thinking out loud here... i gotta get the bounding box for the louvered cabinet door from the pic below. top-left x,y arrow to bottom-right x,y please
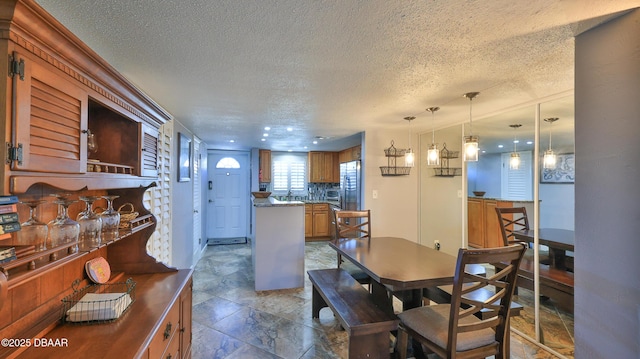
12,52 -> 88,173
141,123 -> 159,177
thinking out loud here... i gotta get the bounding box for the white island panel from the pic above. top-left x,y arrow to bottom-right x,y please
252,199 -> 305,291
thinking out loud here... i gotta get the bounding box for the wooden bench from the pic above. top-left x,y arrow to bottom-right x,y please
495,256 -> 574,312
308,268 -> 399,358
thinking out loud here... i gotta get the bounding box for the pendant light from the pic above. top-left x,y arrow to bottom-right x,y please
463,92 -> 480,162
426,107 -> 440,166
404,116 -> 415,167
543,117 -> 559,169
509,124 -> 522,170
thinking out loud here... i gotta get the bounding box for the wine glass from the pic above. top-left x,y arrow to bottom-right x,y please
17,200 -> 48,251
100,195 -> 120,241
48,198 -> 80,253
77,196 -> 102,251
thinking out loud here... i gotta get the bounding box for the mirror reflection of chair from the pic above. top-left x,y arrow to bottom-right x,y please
494,207 -> 550,265
397,244 -> 527,359
332,209 -> 371,286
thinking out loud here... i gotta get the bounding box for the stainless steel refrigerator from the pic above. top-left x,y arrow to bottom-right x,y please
339,161 -> 361,210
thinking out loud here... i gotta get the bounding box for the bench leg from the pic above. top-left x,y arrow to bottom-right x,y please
349,332 -> 389,359
311,285 -> 328,318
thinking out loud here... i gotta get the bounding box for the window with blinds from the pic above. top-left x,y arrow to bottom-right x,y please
272,152 -> 307,193
501,150 -> 533,200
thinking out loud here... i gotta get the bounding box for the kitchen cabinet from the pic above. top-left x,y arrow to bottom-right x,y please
338,145 -> 361,163
467,197 -> 514,248
308,151 -> 339,183
259,149 -> 271,183
305,203 -> 331,238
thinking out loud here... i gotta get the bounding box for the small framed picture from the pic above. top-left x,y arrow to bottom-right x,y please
178,132 -> 191,182
541,153 -> 575,183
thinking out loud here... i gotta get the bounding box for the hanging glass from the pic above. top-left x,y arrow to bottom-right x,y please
426,107 -> 440,166
77,196 -> 102,251
543,117 -> 559,169
48,198 -> 80,253
100,195 -> 120,241
17,200 -> 48,251
463,92 -> 480,162
509,124 -> 522,170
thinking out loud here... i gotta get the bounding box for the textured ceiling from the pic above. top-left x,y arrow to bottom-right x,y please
34,0 -> 639,151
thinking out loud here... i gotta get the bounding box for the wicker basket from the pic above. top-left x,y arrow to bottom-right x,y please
117,203 -> 139,229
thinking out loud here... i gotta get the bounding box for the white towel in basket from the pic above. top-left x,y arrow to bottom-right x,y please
66,292 -> 132,322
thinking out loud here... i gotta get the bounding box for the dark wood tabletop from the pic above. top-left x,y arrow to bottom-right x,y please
329,236 -> 461,292
512,228 -> 574,270
512,228 -> 574,251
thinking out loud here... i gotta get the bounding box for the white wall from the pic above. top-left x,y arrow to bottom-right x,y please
419,125 -> 464,255
574,9 -> 640,358
171,120 -> 195,269
363,128 -> 419,243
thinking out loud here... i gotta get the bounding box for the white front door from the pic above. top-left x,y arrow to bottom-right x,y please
206,151 -> 249,240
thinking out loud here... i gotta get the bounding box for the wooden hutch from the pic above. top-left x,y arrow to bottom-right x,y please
0,1 -> 192,358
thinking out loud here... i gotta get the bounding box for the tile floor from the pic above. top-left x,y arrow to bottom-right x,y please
191,241 -> 572,358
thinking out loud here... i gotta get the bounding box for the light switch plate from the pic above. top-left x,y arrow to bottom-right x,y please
372,190 -> 378,199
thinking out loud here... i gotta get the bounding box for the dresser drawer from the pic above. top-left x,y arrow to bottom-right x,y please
148,299 -> 180,359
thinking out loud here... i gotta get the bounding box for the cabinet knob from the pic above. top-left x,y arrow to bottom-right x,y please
163,322 -> 172,340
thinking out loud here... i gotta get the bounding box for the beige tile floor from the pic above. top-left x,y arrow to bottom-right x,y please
191,241 -> 570,358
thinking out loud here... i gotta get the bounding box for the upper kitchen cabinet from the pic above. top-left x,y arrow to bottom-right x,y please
338,145 -> 361,163
0,0 -> 172,194
259,149 -> 271,183
308,151 -> 339,183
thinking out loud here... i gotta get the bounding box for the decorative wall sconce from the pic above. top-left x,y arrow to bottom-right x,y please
463,92 -> 480,162
509,124 -> 522,170
543,117 -> 559,169
426,107 -> 440,166
404,116 -> 415,167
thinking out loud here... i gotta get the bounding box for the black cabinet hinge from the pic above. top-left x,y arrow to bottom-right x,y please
8,54 -> 24,81
6,143 -> 23,165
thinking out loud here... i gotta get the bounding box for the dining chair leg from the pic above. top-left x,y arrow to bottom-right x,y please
396,328 -> 408,359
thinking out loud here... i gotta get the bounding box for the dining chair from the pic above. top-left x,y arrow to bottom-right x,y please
494,207 -> 550,265
396,244 -> 527,359
332,208 -> 372,286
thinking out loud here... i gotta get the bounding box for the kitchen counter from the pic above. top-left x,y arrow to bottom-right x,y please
251,197 -> 305,291
304,200 -> 340,207
252,197 -> 304,207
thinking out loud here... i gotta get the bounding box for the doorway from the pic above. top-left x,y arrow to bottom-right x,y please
206,151 -> 250,244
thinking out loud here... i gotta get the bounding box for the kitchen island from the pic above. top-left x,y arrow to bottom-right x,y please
252,197 -> 305,291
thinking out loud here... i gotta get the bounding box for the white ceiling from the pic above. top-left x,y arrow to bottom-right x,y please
34,0 -> 639,152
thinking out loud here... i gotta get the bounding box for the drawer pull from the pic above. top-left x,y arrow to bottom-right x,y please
166,355 -> 172,359
163,322 -> 172,340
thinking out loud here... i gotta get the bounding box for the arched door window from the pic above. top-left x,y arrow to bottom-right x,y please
215,157 -> 241,169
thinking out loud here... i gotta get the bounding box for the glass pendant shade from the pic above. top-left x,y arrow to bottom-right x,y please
405,149 -> 415,167
510,152 -> 521,169
543,149 -> 557,169
463,135 -> 479,162
463,92 -> 480,162
427,144 -> 440,166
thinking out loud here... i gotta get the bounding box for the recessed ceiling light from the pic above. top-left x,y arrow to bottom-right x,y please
288,149 -> 292,152
313,140 -> 318,145
513,140 -> 520,144
527,141 -> 533,145
287,127 -> 293,131
263,133 -> 268,137
229,140 -> 235,143
304,146 -> 308,149
498,144 -> 504,148
264,127 -> 271,131
261,138 -> 266,142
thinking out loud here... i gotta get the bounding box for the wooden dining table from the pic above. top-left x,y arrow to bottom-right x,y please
329,236 -> 487,358
512,228 -> 574,270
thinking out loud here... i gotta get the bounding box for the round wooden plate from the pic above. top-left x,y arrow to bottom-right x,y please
85,257 -> 111,284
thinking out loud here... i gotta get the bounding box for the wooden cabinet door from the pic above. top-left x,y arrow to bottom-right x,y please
180,280 -> 193,359
326,152 -> 339,183
312,209 -> 330,237
308,152 -> 324,182
141,123 -> 159,177
259,149 -> 271,182
304,205 -> 313,237
467,198 -> 484,248
11,51 -> 88,173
